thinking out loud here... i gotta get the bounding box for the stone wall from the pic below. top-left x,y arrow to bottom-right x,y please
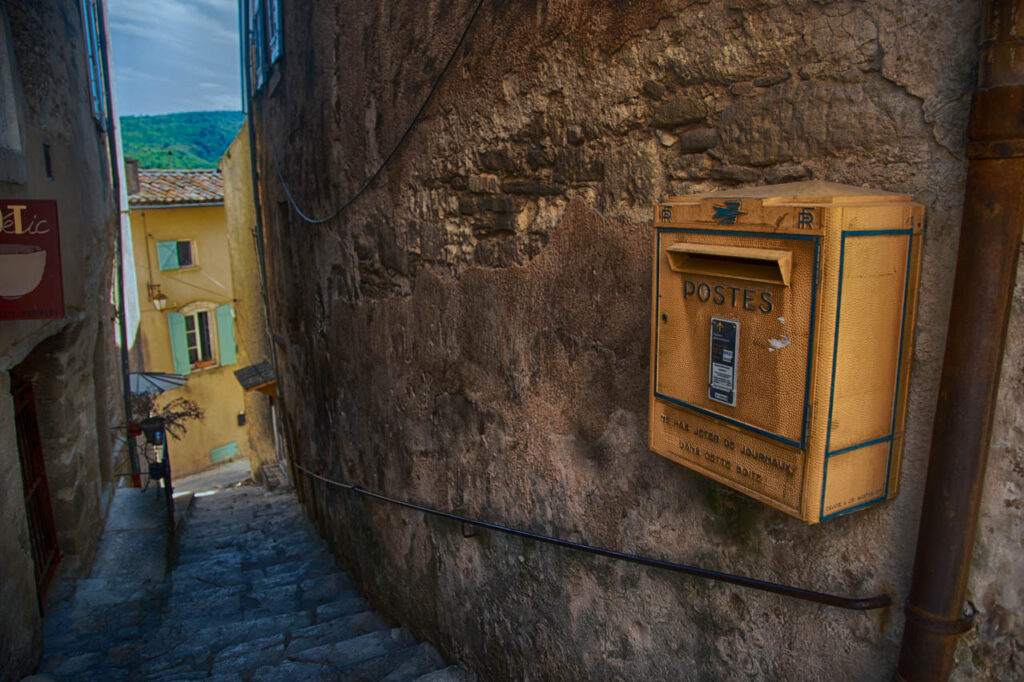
0,1 -> 123,678
0,372 -> 43,680
253,1 -> 1021,679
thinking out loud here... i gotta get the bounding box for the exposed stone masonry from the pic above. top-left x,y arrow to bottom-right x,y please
253,1 -> 1022,679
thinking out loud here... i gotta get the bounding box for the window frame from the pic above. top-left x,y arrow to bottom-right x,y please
156,239 -> 198,271
168,302 -> 236,375
249,0 -> 282,93
80,0 -> 107,127
183,309 -> 216,369
0,3 -> 27,183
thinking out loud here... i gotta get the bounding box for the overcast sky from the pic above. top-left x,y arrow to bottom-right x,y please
108,0 -> 241,116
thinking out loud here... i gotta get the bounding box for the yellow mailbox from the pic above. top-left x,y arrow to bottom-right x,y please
649,182 -> 922,523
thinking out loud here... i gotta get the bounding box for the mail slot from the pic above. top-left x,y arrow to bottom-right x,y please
649,181 -> 922,523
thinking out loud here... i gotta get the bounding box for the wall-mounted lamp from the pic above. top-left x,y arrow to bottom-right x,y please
148,283 -> 168,311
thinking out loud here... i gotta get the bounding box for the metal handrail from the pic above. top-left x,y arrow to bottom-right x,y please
293,462 -> 891,611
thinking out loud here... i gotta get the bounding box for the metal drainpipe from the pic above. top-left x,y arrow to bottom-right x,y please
897,0 -> 1024,679
96,0 -> 140,485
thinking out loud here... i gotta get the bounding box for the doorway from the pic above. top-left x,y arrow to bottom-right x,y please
12,374 -> 61,610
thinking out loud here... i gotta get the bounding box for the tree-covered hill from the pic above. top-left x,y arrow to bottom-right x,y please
120,111 -> 246,169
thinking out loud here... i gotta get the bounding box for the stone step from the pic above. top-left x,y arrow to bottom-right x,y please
140,609 -> 389,677
207,610 -> 392,676
314,595 -> 373,622
162,570 -> 353,612
176,538 -> 330,567
249,627 -> 419,681
40,486 -> 474,682
153,609 -> 313,651
183,513 -> 308,536
415,665 -> 478,682
341,641 -> 448,682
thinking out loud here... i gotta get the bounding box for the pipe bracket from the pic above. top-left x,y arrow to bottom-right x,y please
904,602 -> 976,636
966,140 -> 1024,159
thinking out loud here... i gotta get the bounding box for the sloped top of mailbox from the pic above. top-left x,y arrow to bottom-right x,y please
667,181 -> 912,206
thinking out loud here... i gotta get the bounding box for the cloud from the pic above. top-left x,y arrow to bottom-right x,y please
108,0 -> 240,115
201,93 -> 241,111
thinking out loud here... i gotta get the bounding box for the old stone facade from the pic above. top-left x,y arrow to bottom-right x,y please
0,1 -> 124,678
221,123 -> 286,485
249,1 -> 1021,679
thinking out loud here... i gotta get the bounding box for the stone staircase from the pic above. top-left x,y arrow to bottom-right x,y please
35,485 -> 473,681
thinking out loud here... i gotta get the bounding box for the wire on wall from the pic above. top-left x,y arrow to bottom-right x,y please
270,0 -> 486,225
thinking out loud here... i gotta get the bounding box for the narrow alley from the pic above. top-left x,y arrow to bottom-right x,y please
35,481 -> 474,681
5,1 -> 1024,680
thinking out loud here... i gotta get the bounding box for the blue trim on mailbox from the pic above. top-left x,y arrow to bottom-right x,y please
883,233 -> 915,499
820,229 -> 914,521
654,391 -> 803,448
802,241 -> 821,446
826,434 -> 893,458
823,493 -> 889,521
654,227 -> 818,449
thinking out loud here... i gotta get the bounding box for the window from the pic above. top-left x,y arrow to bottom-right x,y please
80,0 -> 107,125
167,303 -> 236,375
249,0 -> 282,91
252,0 -> 265,89
184,310 -> 214,367
1,4 -> 26,182
157,240 -> 195,270
267,0 -> 282,63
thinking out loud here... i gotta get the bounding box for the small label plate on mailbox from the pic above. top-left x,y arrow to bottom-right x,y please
709,317 -> 738,406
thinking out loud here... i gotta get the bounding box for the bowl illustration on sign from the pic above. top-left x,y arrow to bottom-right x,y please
0,244 -> 47,299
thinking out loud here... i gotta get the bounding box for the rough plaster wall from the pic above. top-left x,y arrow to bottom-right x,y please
15,319 -> 105,559
0,5 -> 122,675
0,374 -> 43,681
2,0 -> 115,321
1,0 -> 119,559
255,1 -> 1021,679
222,124 -> 278,474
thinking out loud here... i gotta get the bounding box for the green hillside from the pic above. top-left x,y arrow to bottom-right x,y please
120,111 -> 246,169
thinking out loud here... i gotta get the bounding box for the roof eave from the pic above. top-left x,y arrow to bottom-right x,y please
128,201 -> 225,209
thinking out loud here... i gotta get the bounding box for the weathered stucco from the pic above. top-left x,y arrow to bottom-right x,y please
1,1 -> 124,678
129,204 -> 247,477
0,371 -> 43,679
221,123 -> 281,480
253,1 -> 1020,679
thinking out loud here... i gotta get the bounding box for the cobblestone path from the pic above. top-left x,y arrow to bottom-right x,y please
37,485 -> 473,681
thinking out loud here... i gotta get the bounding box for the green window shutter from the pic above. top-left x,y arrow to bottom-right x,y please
167,312 -> 191,375
216,303 -> 237,366
210,441 -> 238,463
157,241 -> 180,270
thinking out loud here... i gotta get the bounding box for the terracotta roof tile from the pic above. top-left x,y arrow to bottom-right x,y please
129,169 -> 224,206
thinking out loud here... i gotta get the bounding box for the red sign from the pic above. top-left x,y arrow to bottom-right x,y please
0,200 -> 64,320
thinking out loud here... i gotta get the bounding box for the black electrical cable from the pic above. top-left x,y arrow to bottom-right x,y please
293,462 -> 892,611
272,0 -> 486,224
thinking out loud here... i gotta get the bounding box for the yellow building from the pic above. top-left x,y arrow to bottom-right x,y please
220,123 -> 289,487
126,165 -> 247,477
